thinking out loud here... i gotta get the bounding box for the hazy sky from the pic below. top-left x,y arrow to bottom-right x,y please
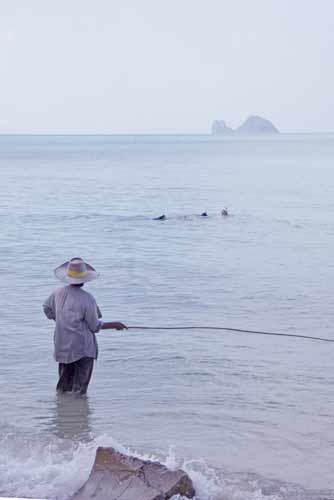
0,0 -> 333,134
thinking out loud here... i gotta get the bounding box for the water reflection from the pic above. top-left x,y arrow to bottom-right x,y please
47,393 -> 93,441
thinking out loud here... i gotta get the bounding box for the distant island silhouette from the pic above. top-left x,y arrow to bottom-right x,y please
212,115 -> 279,135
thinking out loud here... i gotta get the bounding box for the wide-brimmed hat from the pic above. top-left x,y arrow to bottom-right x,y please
54,257 -> 99,284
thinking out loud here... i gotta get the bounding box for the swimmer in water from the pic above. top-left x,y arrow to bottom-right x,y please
153,214 -> 166,221
200,212 -> 208,217
221,208 -> 228,216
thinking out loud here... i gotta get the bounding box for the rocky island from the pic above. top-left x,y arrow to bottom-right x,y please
211,120 -> 233,135
211,115 -> 279,135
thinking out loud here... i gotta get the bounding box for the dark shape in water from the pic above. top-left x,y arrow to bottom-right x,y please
221,208 -> 228,216
200,212 -> 208,217
50,393 -> 93,442
153,214 -> 166,220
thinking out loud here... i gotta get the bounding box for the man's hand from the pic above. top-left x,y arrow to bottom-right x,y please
113,321 -> 128,330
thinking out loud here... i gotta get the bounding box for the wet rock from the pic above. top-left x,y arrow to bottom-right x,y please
71,446 -> 195,500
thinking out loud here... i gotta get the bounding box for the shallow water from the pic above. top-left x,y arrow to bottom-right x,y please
0,134 -> 334,499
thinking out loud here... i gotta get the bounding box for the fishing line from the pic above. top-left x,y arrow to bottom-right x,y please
127,326 -> 333,343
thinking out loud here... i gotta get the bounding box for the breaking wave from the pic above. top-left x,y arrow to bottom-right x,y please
0,424 -> 333,500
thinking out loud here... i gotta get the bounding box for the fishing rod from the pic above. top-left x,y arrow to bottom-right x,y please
125,325 -> 333,343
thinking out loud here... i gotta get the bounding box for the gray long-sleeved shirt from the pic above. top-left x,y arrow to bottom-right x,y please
43,285 -> 102,364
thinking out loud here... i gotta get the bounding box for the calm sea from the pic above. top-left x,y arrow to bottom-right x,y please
0,134 -> 334,499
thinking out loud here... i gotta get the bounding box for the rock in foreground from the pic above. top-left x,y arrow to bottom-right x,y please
71,447 -> 195,500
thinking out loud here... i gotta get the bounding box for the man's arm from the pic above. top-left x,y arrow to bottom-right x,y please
43,293 -> 56,320
84,299 -> 103,333
100,321 -> 127,330
97,305 -> 102,319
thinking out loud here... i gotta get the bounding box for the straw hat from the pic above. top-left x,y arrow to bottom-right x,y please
54,257 -> 99,284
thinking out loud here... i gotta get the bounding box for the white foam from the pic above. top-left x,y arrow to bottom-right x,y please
0,425 -> 95,499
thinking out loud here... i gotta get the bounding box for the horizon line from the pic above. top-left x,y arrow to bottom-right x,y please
0,131 -> 333,137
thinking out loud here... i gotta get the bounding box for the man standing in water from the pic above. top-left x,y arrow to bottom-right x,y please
43,257 -> 127,395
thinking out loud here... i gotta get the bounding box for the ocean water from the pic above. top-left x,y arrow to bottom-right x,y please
0,134 -> 334,499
